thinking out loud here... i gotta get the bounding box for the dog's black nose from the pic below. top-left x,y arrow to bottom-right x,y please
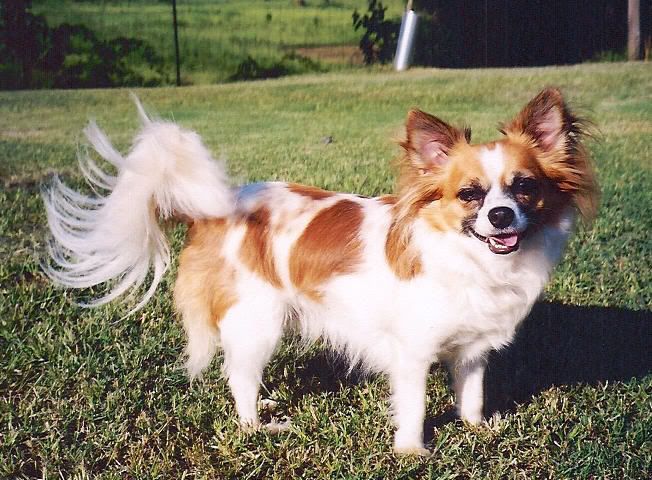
488,207 -> 515,229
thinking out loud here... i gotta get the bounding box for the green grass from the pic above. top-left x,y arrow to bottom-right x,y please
32,0 -> 406,84
1,63 -> 651,478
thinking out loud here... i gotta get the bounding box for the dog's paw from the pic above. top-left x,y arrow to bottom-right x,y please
393,445 -> 432,457
459,411 -> 484,426
264,418 -> 291,434
239,419 -> 262,434
258,398 -> 279,413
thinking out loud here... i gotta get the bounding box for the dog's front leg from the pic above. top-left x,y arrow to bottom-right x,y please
389,360 -> 430,455
451,356 -> 487,425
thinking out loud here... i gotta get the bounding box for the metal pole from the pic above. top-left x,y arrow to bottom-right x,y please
172,0 -> 181,86
394,1 -> 418,71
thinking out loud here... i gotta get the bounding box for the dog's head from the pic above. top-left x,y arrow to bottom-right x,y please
396,88 -> 598,254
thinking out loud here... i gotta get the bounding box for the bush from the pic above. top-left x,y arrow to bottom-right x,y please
228,53 -> 322,82
352,0 -> 399,65
352,0 -> 454,67
0,0 -> 167,89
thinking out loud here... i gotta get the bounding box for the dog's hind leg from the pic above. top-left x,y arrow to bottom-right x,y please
219,287 -> 285,428
174,277 -> 220,379
180,296 -> 221,380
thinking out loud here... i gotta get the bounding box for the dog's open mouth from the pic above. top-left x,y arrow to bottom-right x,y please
472,230 -> 520,254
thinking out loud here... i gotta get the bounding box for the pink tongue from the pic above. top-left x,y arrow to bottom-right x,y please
492,234 -> 519,247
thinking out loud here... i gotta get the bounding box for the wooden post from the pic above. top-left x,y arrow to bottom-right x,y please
628,0 -> 641,60
172,0 -> 181,86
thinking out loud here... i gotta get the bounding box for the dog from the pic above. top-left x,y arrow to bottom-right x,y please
43,88 -> 597,454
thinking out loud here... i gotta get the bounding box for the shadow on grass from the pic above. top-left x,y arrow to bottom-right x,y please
481,301 -> 652,417
423,301 -> 652,444
270,348 -> 366,401
281,301 -> 651,435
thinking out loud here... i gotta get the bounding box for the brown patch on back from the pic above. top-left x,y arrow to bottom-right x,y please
288,183 -> 335,201
175,219 -> 237,327
239,207 -> 282,288
290,199 -> 364,301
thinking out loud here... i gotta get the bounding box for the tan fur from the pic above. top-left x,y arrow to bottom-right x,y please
385,111 -> 471,279
383,90 -> 597,279
175,219 -> 237,327
376,194 -> 398,206
418,143 -> 486,232
239,207 -> 282,288
498,138 -> 544,186
289,199 -> 364,301
385,216 -> 423,280
502,88 -> 599,222
288,183 -> 335,201
497,135 -> 566,226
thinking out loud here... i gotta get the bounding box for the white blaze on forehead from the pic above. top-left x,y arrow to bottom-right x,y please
474,143 -> 528,235
479,144 -> 505,186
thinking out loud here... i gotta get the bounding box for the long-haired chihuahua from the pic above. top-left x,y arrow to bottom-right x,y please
43,88 -> 597,454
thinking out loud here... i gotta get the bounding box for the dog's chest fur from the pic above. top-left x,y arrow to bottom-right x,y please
214,182 -> 573,370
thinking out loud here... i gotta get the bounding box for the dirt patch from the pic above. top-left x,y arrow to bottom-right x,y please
2,170 -> 59,191
1,129 -> 43,140
294,45 -> 363,65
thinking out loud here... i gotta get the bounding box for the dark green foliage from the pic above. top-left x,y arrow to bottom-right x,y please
409,1 -> 455,66
30,0 -> 378,85
0,0 -> 167,89
352,0 -> 399,64
0,0 -> 49,88
228,52 -> 322,81
351,0 -> 453,67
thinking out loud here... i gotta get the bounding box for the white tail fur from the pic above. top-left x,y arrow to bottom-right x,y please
42,97 -> 234,312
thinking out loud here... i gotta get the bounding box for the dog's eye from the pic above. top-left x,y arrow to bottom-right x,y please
512,177 -> 538,196
457,187 -> 484,203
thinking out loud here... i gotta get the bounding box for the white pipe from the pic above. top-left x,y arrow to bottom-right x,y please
394,9 -> 418,71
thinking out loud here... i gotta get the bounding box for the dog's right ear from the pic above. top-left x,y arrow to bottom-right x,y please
402,109 -> 470,174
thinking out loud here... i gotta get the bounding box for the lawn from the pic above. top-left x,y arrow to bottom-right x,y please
31,0 -> 406,84
1,62 -> 651,478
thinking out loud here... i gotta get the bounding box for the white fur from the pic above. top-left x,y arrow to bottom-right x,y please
479,144 -> 505,184
185,189 -> 573,452
476,144 -> 527,235
42,98 -> 234,311
44,108 -> 577,453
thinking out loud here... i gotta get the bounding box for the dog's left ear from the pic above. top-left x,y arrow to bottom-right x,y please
503,87 -> 574,152
505,87 -> 599,222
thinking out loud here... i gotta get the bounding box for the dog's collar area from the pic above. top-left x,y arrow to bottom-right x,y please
471,229 -> 522,255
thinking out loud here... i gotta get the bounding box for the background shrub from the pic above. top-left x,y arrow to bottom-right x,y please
0,0 -> 167,89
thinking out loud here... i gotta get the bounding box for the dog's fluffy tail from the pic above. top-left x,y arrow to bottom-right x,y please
42,97 -> 234,313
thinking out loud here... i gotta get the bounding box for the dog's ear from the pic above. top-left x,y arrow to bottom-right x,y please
503,87 -> 573,152
402,109 -> 470,173
505,88 -> 599,222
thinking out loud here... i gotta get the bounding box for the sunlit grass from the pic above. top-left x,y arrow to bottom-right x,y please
1,62 -> 650,478
32,0 -> 407,84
